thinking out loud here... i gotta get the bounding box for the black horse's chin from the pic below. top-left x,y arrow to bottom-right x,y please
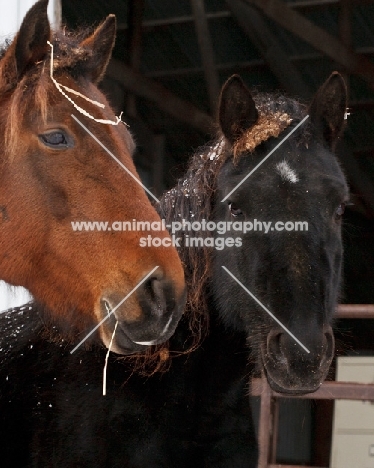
264,369 -> 323,396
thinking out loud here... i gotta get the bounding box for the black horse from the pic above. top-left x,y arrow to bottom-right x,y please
0,74 -> 348,467
160,71 -> 348,394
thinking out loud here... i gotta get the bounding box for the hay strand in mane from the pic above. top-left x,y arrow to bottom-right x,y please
233,111 -> 292,158
47,41 -> 124,126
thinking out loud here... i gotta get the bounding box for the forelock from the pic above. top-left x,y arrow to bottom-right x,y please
232,93 -> 306,160
0,27 -> 95,159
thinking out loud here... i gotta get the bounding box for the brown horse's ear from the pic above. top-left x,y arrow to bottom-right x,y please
218,75 -> 258,144
79,15 -> 116,84
309,72 -> 347,151
0,0 -> 50,91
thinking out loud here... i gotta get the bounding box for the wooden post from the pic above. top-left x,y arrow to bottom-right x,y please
152,134 -> 166,196
126,0 -> 145,117
226,0 -> 311,98
339,0 -> 352,97
257,374 -> 276,468
190,0 -> 220,113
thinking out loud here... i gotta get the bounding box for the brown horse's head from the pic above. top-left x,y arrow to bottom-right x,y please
0,0 -> 185,354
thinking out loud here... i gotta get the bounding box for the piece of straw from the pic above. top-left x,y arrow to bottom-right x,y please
47,41 -> 124,126
102,321 -> 118,396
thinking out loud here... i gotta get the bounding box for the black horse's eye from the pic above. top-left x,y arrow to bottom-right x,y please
229,202 -> 243,217
39,130 -> 71,149
335,202 -> 346,219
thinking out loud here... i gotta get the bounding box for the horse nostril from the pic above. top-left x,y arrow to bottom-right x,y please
144,277 -> 158,305
267,332 -> 285,363
142,275 -> 175,318
103,299 -> 112,316
323,328 -> 335,360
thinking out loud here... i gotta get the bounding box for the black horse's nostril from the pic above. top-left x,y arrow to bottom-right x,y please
267,324 -> 335,370
267,331 -> 283,361
323,327 -> 335,361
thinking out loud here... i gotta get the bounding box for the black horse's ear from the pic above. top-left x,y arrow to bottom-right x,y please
309,72 -> 347,150
218,75 -> 258,144
0,0 -> 50,90
79,15 -> 116,84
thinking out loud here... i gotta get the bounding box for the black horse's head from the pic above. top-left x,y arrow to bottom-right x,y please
211,73 -> 348,394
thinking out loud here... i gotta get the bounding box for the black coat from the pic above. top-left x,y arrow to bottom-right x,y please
0,304 -> 257,468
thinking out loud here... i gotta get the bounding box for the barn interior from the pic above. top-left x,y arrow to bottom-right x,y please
60,1 -> 374,466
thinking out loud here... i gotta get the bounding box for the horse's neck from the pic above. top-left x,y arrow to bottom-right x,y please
0,303 -> 44,362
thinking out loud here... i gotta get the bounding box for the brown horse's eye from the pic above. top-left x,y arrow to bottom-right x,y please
229,202 -> 243,217
39,130 -> 71,149
335,202 -> 346,219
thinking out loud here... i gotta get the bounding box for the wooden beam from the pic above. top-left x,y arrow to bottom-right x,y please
354,146 -> 374,155
339,0 -> 352,96
252,379 -> 374,400
145,47 -> 374,79
335,303 -> 374,318
226,0 -> 312,98
116,1 -> 373,30
117,11 -> 231,31
126,0 -> 145,117
244,0 -> 374,87
337,139 -> 374,215
190,0 -> 220,113
152,134 -> 166,196
146,59 -> 265,79
291,0 -> 372,7
106,59 -> 214,134
350,99 -> 374,110
268,465 -> 326,468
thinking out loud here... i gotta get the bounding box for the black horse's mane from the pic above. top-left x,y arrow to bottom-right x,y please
158,92 -> 309,347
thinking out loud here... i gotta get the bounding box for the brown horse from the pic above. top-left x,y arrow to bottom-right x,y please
0,0 -> 185,354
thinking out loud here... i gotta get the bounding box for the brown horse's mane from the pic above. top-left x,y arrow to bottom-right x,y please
0,27 -> 97,159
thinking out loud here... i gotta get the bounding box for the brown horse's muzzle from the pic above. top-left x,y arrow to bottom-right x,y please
100,275 -> 186,355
